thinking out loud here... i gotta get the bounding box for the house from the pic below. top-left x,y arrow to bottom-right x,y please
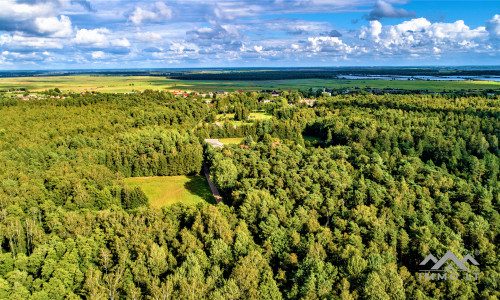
174,91 -> 188,97
204,139 -> 224,148
301,98 -> 316,106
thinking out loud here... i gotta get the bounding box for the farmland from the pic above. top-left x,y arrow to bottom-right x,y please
0,75 -> 499,93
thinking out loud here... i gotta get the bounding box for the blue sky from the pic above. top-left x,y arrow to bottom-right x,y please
0,0 -> 499,69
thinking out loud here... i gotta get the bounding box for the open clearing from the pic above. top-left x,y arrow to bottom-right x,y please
218,137 -> 246,144
124,175 -> 215,207
1,75 -> 499,93
216,112 -> 273,127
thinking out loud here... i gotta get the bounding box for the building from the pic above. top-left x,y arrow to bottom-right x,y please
204,139 -> 224,148
301,98 -> 317,106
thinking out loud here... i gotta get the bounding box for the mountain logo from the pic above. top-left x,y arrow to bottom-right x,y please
419,250 -> 479,271
418,250 -> 480,281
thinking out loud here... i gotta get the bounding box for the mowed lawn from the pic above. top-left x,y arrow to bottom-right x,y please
124,175 -> 216,207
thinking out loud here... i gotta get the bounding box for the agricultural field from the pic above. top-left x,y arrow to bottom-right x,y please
1,75 -> 499,93
124,175 -> 216,207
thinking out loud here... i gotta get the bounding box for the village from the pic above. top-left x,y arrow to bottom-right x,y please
9,84 -> 498,103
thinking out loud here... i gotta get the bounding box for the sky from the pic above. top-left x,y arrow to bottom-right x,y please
0,0 -> 499,69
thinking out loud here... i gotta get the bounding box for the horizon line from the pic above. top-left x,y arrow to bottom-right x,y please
1,65 -> 500,72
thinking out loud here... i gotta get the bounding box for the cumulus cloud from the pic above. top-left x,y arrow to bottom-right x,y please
74,28 -> 110,47
359,17 -> 488,55
129,2 -> 172,25
367,0 -> 415,20
0,0 -> 55,22
33,15 -> 73,37
0,0 -> 75,37
486,14 -> 500,39
73,28 -> 131,53
304,36 -> 353,54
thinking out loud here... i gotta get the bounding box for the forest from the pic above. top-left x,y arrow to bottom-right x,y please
0,89 -> 498,299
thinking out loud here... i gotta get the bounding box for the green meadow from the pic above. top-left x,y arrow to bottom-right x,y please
216,112 -> 273,127
124,175 -> 215,207
0,75 -> 499,93
218,137 -> 246,145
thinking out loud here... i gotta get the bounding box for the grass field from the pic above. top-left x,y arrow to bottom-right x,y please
124,175 -> 215,207
0,75 -> 499,93
216,112 -> 273,127
218,137 -> 245,144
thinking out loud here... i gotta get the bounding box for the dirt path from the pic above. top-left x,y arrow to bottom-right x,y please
203,164 -> 223,204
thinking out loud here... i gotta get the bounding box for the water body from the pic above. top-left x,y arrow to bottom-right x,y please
338,75 -> 500,82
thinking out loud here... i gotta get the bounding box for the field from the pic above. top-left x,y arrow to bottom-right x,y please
216,112 -> 273,127
218,137 -> 246,144
124,175 -> 216,207
0,75 -> 499,93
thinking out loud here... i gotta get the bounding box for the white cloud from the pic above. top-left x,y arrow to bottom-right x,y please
33,15 -> 73,38
486,14 -> 500,39
359,18 -> 488,54
254,45 -> 263,52
305,36 -> 353,54
129,2 -> 173,26
2,34 -> 64,49
111,38 -> 131,47
91,51 -> 106,59
135,32 -> 162,42
74,28 -> 110,47
73,28 -> 131,51
360,20 -> 382,41
0,0 -> 54,21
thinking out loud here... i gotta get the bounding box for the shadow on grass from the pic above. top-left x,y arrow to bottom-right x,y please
184,176 -> 217,205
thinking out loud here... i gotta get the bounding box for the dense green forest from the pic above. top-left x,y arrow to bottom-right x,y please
0,89 -> 498,299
